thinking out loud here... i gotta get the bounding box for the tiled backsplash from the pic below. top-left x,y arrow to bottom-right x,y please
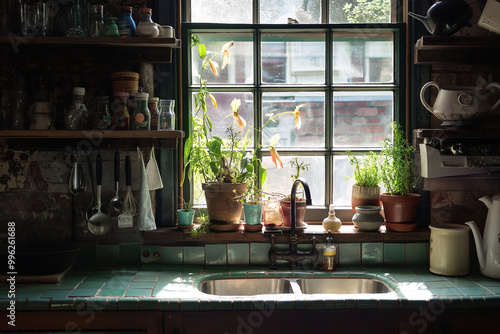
77,242 -> 429,267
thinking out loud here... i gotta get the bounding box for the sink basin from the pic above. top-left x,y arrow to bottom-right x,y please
199,277 -> 393,296
297,278 -> 392,294
200,278 -> 294,295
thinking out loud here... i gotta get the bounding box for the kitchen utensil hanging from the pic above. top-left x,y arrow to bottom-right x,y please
118,152 -> 137,228
110,149 -> 123,213
88,152 -> 112,235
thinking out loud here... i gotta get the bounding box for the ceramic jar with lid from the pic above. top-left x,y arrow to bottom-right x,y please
352,205 -> 384,231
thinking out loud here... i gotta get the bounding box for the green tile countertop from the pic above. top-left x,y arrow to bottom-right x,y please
1,265 -> 500,312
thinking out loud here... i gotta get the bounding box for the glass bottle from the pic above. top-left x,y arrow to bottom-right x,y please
117,6 -> 136,37
148,97 -> 159,130
138,8 -> 154,25
104,17 -> 119,37
111,92 -> 130,130
263,195 -> 283,226
158,99 -> 175,130
133,92 -> 150,130
89,4 -> 104,37
322,230 -> 337,271
93,96 -> 111,130
65,87 -> 89,130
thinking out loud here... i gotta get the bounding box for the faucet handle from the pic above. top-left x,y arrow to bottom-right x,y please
271,234 -> 275,246
311,236 -> 317,247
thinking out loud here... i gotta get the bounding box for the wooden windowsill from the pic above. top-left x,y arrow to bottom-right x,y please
142,224 -> 430,246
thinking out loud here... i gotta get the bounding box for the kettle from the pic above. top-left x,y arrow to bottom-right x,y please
465,194 -> 500,279
408,0 -> 472,36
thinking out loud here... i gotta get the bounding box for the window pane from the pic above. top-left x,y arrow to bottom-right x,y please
262,33 -> 325,84
333,33 -> 393,83
330,0 -> 391,23
332,155 -> 353,207
260,0 -> 322,24
190,0 -> 253,23
191,33 -> 254,85
191,91 -> 255,143
262,92 -> 325,148
333,91 -> 392,148
262,155 -> 325,206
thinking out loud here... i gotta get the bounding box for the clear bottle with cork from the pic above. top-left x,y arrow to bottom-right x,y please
322,204 -> 342,232
322,230 -> 337,271
133,92 -> 150,130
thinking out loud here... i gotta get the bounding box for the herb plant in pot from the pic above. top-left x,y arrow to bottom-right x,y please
380,123 -> 421,232
177,198 -> 195,228
347,151 -> 382,213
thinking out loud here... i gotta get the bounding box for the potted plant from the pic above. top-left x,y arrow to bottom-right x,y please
379,122 -> 421,231
177,198 -> 195,228
182,36 -> 305,231
347,151 -> 382,212
279,158 -> 310,228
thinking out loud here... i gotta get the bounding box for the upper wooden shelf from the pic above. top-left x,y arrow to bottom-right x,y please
414,36 -> 500,64
0,36 -> 181,63
414,128 -> 500,139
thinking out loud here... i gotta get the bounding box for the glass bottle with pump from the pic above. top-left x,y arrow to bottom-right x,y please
65,87 -> 89,130
133,92 -> 150,130
117,6 -> 136,37
322,230 -> 337,271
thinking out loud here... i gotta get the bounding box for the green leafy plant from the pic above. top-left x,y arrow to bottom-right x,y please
179,197 -> 193,211
182,35 -> 306,204
380,122 -> 418,196
343,0 -> 390,23
347,151 -> 381,188
289,157 -> 310,182
191,214 -> 210,237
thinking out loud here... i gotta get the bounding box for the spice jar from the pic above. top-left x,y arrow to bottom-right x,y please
133,92 -> 150,130
93,96 -> 111,130
158,99 -> 175,130
111,92 -> 130,130
148,97 -> 159,130
65,87 -> 89,130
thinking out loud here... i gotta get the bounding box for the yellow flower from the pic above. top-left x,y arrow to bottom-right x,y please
293,104 -> 305,129
221,41 -> 234,69
270,147 -> 283,170
209,93 -> 217,108
208,59 -> 219,75
231,98 -> 246,131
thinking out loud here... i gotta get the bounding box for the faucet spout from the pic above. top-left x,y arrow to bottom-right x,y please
290,178 -> 312,236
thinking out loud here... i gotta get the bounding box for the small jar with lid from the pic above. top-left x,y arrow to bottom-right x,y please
263,195 -> 283,226
93,96 -> 111,130
111,92 -> 130,130
133,92 -> 150,130
148,97 -> 159,130
158,99 -> 175,130
65,87 -> 89,130
104,17 -> 119,37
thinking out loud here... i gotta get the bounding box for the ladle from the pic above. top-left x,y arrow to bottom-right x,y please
86,151 -> 108,221
88,153 -> 111,235
110,150 -> 123,213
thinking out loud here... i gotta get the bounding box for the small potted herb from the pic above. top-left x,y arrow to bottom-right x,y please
347,151 -> 382,212
379,122 -> 421,231
177,198 -> 195,227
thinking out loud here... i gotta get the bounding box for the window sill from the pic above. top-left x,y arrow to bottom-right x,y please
143,224 -> 430,246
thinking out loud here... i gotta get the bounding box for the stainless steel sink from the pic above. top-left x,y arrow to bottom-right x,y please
200,278 -> 294,295
199,277 -> 393,296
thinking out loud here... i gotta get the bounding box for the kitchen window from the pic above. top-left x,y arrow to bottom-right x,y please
181,0 -> 406,220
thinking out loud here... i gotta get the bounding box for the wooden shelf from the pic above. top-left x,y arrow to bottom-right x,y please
0,130 -> 185,149
414,36 -> 500,64
0,36 -> 181,63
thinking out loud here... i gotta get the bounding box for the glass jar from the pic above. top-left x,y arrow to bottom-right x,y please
158,99 -> 175,130
148,97 -> 159,130
104,17 -> 119,37
263,195 -> 283,226
93,96 -> 111,130
138,8 -> 154,25
111,92 -> 130,130
117,6 -> 136,37
133,92 -> 150,130
89,4 -> 104,37
65,87 -> 89,130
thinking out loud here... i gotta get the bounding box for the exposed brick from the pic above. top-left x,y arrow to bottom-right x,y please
361,125 -> 385,134
346,101 -> 369,107
356,107 -> 379,117
368,117 -> 381,124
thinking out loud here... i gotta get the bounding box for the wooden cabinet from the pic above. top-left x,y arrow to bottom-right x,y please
0,311 -> 163,334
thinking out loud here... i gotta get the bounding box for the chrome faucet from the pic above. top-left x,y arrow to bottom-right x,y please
268,178 -> 318,269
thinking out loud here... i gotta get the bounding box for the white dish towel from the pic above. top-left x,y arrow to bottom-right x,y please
137,147 -> 156,231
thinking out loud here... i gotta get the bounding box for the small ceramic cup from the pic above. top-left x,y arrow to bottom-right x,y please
160,25 -> 175,38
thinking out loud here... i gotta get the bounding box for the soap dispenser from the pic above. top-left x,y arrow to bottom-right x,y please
322,230 -> 337,271
322,204 -> 342,232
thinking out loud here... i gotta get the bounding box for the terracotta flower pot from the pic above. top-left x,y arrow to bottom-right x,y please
380,193 -> 421,224
279,200 -> 307,227
202,182 -> 246,226
351,185 -> 381,212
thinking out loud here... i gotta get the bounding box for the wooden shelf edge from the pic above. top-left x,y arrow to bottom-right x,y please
0,130 -> 184,139
0,36 -> 181,48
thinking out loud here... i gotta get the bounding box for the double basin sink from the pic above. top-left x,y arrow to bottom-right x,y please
200,277 -> 394,296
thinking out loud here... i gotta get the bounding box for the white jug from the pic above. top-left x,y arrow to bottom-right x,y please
466,194 -> 500,279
